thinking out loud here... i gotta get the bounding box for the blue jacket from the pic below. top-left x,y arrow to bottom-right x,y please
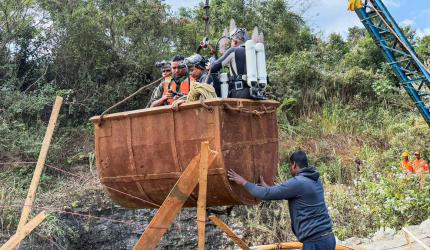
244,167 -> 332,242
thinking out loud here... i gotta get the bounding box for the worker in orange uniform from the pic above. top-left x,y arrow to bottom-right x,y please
400,151 -> 414,174
147,60 -> 172,107
150,55 -> 191,107
413,151 -> 429,174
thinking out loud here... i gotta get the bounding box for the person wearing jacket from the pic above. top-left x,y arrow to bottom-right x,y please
210,27 -> 251,98
227,150 -> 335,250
413,151 -> 429,174
185,54 -> 210,83
150,55 -> 191,107
147,60 -> 172,108
400,151 -> 414,174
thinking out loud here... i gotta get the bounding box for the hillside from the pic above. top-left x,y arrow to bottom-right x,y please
1,0 -> 430,249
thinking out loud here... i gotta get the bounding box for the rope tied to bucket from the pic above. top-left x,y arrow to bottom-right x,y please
98,76 -> 164,126
223,103 -> 276,117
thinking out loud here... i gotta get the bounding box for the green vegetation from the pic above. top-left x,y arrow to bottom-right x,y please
1,0 -> 430,246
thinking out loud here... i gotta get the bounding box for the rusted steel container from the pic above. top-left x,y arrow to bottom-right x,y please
90,98 -> 279,208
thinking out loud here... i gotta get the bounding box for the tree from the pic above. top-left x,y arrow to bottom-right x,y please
416,36 -> 430,67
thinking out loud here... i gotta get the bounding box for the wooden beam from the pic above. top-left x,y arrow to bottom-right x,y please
419,173 -> 427,190
402,228 -> 430,250
1,211 -> 47,250
208,215 -> 250,250
133,146 -> 217,250
197,142 -> 209,250
17,96 -> 62,231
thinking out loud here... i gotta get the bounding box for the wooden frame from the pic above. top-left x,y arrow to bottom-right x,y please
133,142 -> 217,249
1,96 -> 62,249
0,212 -> 47,250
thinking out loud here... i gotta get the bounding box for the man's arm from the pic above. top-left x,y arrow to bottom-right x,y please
150,95 -> 168,107
210,48 -> 236,74
148,83 -> 164,107
244,181 -> 301,200
228,169 -> 301,200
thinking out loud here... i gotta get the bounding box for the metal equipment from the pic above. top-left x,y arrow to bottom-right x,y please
353,0 -> 430,126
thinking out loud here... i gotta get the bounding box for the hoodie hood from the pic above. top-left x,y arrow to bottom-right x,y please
298,166 -> 320,181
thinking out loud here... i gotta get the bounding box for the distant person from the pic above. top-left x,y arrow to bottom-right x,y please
147,60 -> 172,108
400,151 -> 414,174
227,150 -> 335,250
150,56 -> 190,107
185,54 -> 210,83
412,151 -> 429,174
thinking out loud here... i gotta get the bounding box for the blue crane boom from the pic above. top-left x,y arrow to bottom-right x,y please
354,0 -> 430,126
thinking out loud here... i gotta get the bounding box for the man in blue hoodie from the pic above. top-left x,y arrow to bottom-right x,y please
227,150 -> 335,250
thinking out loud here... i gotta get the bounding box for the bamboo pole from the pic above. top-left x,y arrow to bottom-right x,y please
251,242 -> 303,250
208,215 -> 250,250
404,230 -> 413,250
1,211 -> 47,250
197,142 -> 209,250
16,96 -> 62,232
402,228 -> 430,250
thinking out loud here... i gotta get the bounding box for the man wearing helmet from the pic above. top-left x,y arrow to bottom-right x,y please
400,151 -> 414,174
149,56 -> 191,107
147,60 -> 172,108
210,25 -> 251,99
185,54 -> 210,83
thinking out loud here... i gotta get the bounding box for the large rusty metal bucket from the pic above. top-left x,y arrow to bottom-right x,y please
90,98 -> 279,208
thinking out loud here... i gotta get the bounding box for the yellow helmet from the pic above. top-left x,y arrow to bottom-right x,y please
402,151 -> 409,157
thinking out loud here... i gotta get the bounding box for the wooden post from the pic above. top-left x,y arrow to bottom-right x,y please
419,173 -> 427,190
197,142 -> 209,250
17,96 -> 62,231
208,215 -> 250,250
1,211 -> 47,250
133,144 -> 217,250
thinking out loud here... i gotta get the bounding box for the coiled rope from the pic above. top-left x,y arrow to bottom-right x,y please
171,82 -> 217,110
187,82 -> 217,102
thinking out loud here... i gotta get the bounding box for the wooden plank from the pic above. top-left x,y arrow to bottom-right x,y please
403,228 -> 430,250
208,215 -> 250,250
197,142 -> 209,250
133,149 -> 217,250
17,96 -> 62,231
1,211 -> 47,250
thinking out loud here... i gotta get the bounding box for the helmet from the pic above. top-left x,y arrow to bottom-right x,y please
402,151 -> 409,157
414,151 -> 420,156
185,54 -> 207,70
155,60 -> 171,70
229,28 -> 248,42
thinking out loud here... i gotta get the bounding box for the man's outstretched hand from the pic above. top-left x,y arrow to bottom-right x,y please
227,169 -> 248,186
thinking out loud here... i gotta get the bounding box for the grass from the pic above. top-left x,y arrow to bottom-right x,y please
1,100 -> 430,245
236,102 -> 430,242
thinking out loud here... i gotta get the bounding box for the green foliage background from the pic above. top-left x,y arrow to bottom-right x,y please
1,0 -> 430,245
